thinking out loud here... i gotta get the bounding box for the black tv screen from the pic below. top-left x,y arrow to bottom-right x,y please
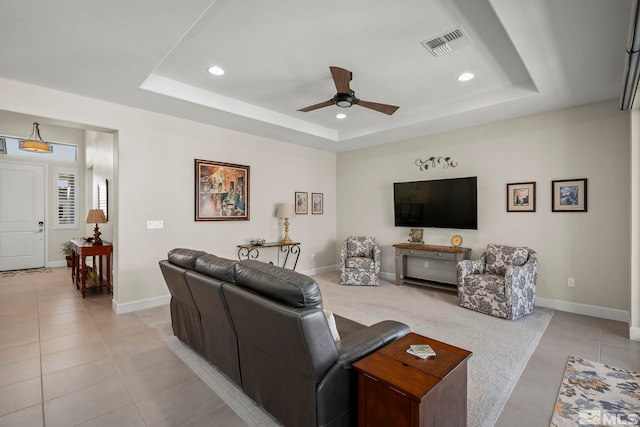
394,177 -> 478,229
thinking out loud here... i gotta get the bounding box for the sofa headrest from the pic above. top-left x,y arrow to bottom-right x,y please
485,244 -> 530,275
346,236 -> 376,258
195,254 -> 238,283
168,248 -> 207,270
235,260 -> 322,308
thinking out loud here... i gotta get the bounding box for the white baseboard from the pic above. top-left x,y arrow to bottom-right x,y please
301,264 -> 337,276
47,261 -> 67,268
112,294 -> 170,314
535,296 -> 630,323
631,326 -> 640,342
380,271 -> 395,282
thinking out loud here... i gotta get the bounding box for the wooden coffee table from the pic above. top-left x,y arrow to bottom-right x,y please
353,332 -> 472,427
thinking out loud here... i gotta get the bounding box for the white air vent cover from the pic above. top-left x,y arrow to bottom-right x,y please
421,27 -> 472,57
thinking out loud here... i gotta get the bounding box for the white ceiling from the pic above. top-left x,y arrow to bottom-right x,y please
0,0 -> 631,152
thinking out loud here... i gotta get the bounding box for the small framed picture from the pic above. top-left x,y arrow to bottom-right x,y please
295,192 -> 308,214
311,193 -> 323,214
552,178 -> 588,212
409,228 -> 424,244
506,182 -> 536,212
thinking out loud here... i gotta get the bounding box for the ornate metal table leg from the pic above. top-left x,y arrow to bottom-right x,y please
290,244 -> 301,270
238,246 -> 260,261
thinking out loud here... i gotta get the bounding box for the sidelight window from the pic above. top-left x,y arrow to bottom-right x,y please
55,167 -> 79,229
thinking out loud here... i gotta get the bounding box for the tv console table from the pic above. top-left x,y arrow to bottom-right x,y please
393,243 -> 470,293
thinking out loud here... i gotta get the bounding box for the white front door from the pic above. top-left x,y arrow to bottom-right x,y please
0,161 -> 46,271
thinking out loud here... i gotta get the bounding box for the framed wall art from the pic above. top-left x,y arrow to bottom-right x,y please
195,159 -> 249,221
506,182 -> 536,212
552,178 -> 587,212
312,192 -> 323,214
295,192 -> 308,214
409,228 -> 424,244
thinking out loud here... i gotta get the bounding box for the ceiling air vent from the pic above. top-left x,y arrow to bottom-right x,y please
421,27 -> 472,57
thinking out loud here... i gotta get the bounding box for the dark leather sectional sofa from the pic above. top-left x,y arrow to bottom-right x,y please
159,248 -> 409,427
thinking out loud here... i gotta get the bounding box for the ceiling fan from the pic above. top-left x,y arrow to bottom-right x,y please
297,66 -> 399,115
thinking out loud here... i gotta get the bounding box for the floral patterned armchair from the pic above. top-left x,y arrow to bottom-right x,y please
340,236 -> 381,286
457,244 -> 537,320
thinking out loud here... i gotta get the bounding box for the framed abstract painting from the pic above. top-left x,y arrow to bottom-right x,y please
195,159 -> 250,221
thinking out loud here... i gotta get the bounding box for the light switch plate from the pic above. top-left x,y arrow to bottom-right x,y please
147,220 -> 164,229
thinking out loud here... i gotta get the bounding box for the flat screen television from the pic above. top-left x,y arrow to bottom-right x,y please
394,177 -> 478,229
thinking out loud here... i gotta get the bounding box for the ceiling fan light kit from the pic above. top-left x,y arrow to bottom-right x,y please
336,92 -> 357,108
298,66 -> 399,115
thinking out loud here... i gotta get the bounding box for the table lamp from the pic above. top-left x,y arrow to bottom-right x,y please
86,209 -> 107,246
276,203 -> 295,244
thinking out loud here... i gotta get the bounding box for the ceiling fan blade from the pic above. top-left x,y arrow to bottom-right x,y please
330,66 -> 351,93
297,99 -> 335,112
358,100 -> 399,115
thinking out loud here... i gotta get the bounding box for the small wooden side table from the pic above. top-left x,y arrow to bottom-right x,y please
70,239 -> 113,298
353,332 -> 472,427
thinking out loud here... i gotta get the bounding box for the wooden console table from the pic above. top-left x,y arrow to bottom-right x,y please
237,242 -> 300,270
393,243 -> 470,293
354,332 -> 472,427
70,239 -> 112,298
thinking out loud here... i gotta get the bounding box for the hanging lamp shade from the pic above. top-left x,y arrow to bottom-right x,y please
19,122 -> 52,153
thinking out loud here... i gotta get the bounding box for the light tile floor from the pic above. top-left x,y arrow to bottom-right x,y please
0,267 -> 638,426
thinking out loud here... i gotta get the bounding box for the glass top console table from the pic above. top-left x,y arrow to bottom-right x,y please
237,242 -> 301,270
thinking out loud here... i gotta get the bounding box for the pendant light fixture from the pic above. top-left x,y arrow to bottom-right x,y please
19,122 -> 52,153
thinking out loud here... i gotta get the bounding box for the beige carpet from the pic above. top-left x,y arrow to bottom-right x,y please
139,271 -> 552,427
315,271 -> 553,427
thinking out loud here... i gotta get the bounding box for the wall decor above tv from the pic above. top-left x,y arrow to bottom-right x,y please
394,177 -> 478,229
415,156 -> 457,171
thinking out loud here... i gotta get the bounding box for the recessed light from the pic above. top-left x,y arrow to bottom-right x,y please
208,65 -> 225,76
336,113 -> 347,119
458,72 -> 474,82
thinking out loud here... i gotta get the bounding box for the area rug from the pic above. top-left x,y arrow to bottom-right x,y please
314,271 -> 553,427
551,355 -> 640,427
0,267 -> 52,277
139,271 -> 553,427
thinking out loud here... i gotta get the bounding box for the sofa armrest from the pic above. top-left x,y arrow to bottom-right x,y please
373,244 -> 381,274
339,240 -> 348,268
457,257 -> 485,284
335,320 -> 409,367
457,256 -> 485,301
316,320 -> 408,426
504,254 -> 538,300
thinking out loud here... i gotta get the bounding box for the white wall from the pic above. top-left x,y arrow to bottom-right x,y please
0,75 -> 631,318
337,99 -> 630,312
631,109 -> 640,339
0,77 -> 337,309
